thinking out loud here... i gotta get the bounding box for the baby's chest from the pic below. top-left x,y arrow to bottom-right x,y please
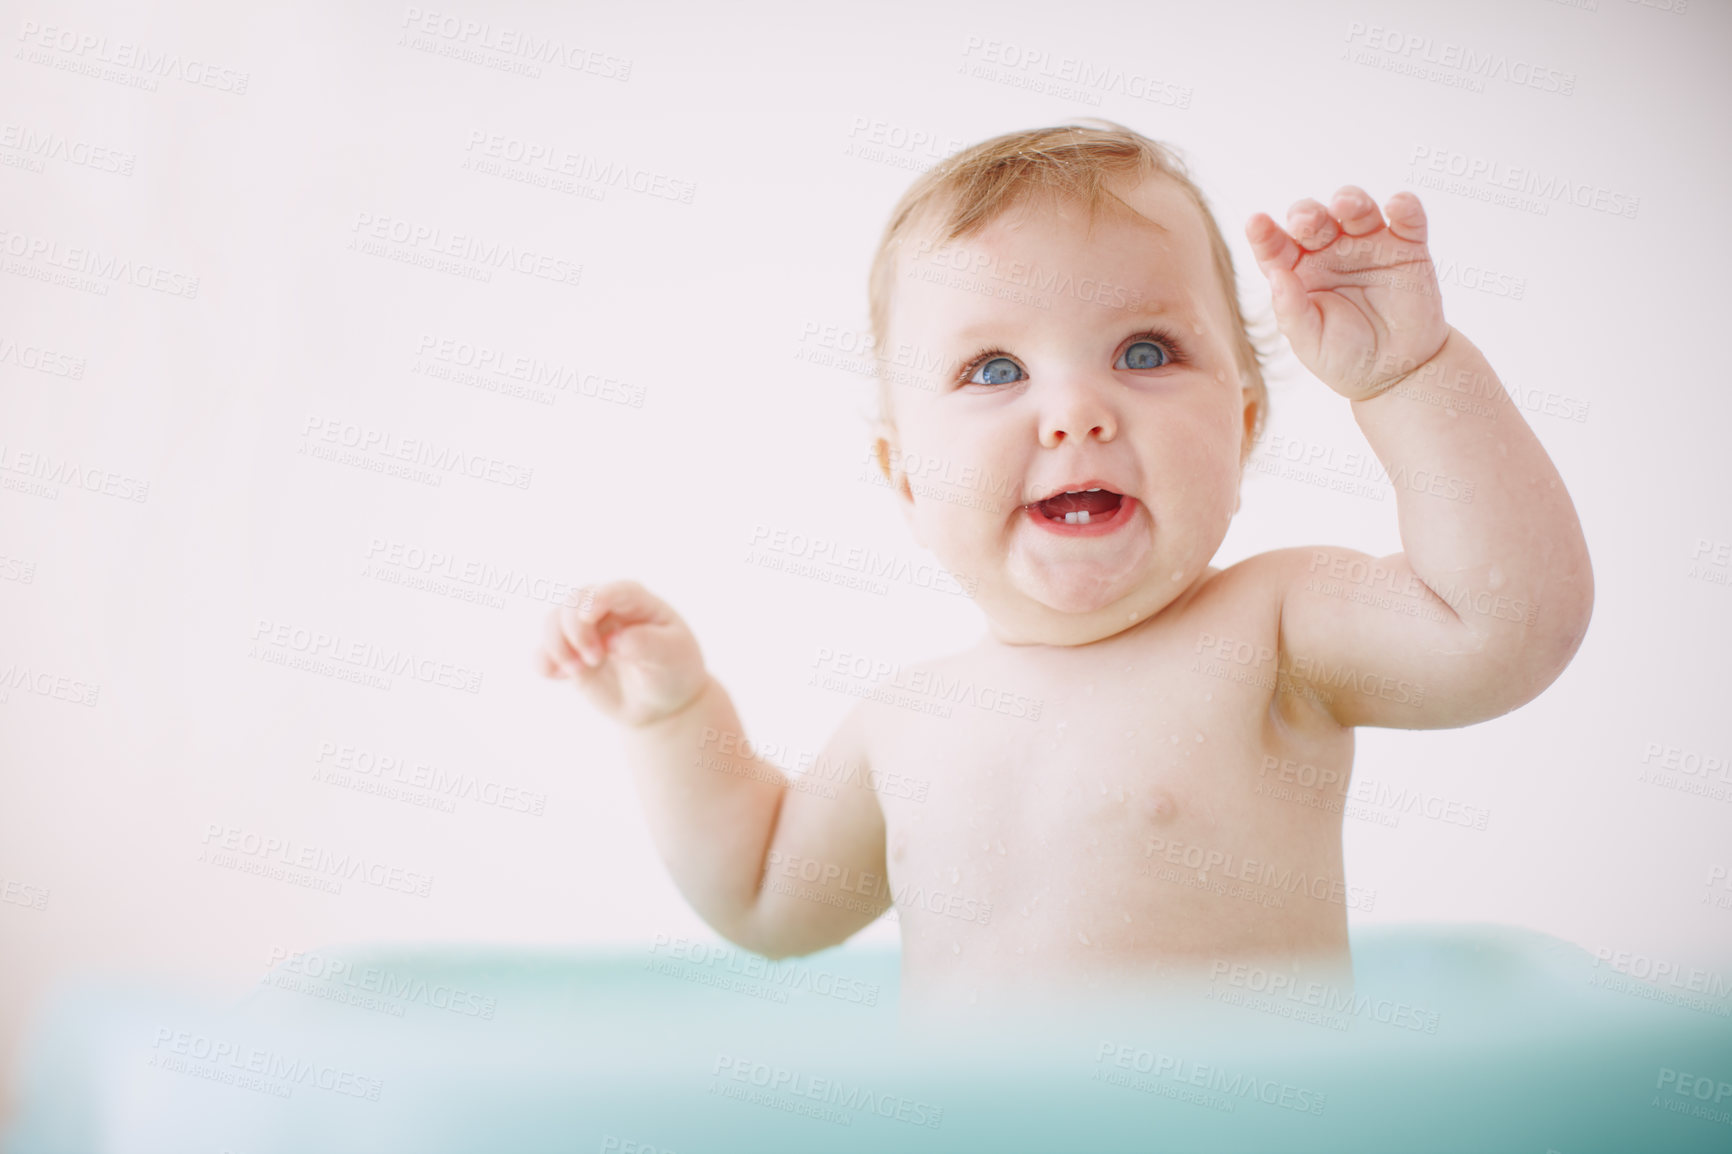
874,679 -> 1261,880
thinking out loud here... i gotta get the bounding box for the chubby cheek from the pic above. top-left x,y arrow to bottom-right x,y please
1147,417 -> 1240,545
897,418 -> 1020,568
906,468 -> 1012,578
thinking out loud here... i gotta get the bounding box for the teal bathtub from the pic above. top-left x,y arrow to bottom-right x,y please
6,924 -> 1730,1152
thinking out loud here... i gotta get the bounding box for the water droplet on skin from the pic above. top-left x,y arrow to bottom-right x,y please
1015,945 -> 1025,954
1170,735 -> 1180,744
1123,912 -> 1133,923
1171,570 -> 1185,582
1195,732 -> 1206,743
1488,565 -> 1506,590
953,942 -> 962,955
1021,906 -> 1031,918
997,841 -> 1007,855
950,866 -> 961,884
1203,692 -> 1212,702
1078,931 -> 1093,946
982,840 -> 991,851
1100,782 -> 1109,795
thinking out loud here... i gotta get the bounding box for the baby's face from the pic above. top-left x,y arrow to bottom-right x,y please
881,176 -> 1257,647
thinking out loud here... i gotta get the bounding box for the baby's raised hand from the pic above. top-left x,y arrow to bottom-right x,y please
537,580 -> 708,727
1246,187 -> 1450,401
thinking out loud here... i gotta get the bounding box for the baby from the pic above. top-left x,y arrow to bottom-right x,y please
537,122 -> 1593,1012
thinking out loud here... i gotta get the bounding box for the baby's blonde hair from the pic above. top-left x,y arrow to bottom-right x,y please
867,120 -> 1269,475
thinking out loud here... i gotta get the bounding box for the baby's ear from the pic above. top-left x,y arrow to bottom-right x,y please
870,422 -> 914,502
871,427 -> 894,483
1237,381 -> 1262,468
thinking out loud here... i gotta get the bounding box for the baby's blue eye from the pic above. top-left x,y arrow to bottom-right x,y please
970,356 -> 1024,386
1119,341 -> 1168,370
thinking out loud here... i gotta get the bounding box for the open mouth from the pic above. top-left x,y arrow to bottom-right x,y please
1022,486 -> 1136,536
1032,487 -> 1124,526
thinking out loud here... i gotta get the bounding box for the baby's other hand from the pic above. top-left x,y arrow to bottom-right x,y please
1246,187 -> 1449,401
537,580 -> 708,727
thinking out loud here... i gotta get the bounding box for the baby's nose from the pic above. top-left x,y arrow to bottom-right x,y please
1038,377 -> 1118,447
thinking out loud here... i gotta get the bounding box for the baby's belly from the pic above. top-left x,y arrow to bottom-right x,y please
880,753 -> 1356,1003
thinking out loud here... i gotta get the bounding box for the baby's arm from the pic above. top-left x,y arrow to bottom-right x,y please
538,581 -> 889,957
1244,189 -> 1594,728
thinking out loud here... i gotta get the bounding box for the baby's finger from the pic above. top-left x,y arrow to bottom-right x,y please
1244,213 -> 1302,277
1383,191 -> 1428,244
564,579 -> 668,666
540,609 -> 583,674
536,645 -> 570,679
1286,198 -> 1341,252
581,580 -> 667,628
1267,265 -> 1322,351
558,604 -> 606,667
1330,186 -> 1385,237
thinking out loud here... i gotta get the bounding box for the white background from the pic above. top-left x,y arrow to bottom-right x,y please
2,0 -> 1728,1121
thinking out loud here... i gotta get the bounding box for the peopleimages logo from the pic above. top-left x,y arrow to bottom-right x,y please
808,646 -> 1043,722
908,238 -> 1145,310
348,212 -> 583,287
264,947 -> 498,1019
1407,145 -> 1639,219
249,617 -> 485,695
200,823 -> 435,898
1092,1042 -> 1327,1115
0,226 -> 199,297
14,20 -> 251,93
299,416 -> 534,491
149,1028 -> 382,1100
747,524 -> 977,598
711,1054 -> 944,1129
1343,22 -> 1576,95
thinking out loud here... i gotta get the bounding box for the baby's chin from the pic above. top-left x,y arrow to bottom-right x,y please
1001,532 -> 1158,618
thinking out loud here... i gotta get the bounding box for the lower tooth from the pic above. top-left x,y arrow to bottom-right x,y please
1063,510 -> 1091,525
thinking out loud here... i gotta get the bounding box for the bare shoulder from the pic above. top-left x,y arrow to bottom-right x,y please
1171,550 -> 1345,730
1167,552 -> 1294,628
1227,543 -> 1513,730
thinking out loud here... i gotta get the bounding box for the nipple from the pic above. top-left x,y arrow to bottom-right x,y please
1140,789 -> 1178,824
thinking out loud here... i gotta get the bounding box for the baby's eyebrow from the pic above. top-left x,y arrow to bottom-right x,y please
948,301 -> 1191,344
1119,301 -> 1189,325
